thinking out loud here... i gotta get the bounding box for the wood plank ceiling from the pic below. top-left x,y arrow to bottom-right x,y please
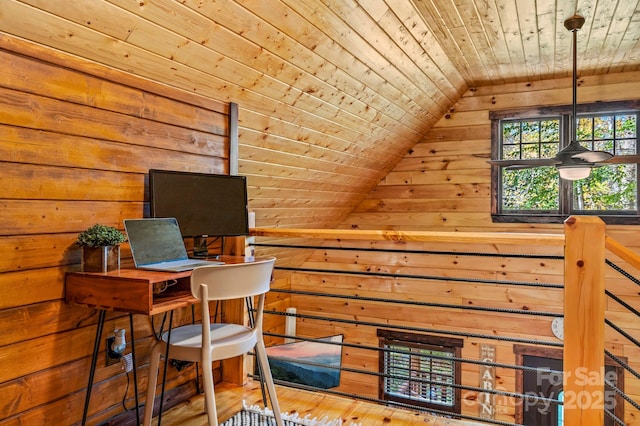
1,0 -> 639,228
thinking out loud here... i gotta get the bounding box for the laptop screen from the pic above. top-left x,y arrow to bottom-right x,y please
124,218 -> 189,267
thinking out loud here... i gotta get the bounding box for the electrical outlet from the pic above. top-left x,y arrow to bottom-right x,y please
105,336 -> 121,366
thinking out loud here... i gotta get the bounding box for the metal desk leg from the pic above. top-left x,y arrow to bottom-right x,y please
82,309 -> 106,425
129,313 -> 140,425
157,311 -> 174,426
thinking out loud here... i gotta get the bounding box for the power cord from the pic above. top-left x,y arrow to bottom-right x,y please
121,369 -> 132,411
153,279 -> 178,295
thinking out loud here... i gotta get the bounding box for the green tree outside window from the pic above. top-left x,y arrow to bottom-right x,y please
491,104 -> 639,223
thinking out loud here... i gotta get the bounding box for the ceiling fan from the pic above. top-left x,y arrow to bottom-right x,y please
488,14 -> 636,180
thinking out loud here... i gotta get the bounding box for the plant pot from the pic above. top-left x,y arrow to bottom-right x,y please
82,245 -> 120,273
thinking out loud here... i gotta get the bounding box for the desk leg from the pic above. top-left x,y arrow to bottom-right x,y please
129,314 -> 140,425
157,311 -> 173,426
82,309 -> 106,425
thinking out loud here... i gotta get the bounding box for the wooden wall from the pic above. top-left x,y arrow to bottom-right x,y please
343,70 -> 640,238
289,238 -> 565,423
2,14 -> 639,425
284,72 -> 640,424
1,0 -> 450,233
0,37 -> 232,424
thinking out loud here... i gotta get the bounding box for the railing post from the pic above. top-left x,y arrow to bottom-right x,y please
563,216 -> 606,426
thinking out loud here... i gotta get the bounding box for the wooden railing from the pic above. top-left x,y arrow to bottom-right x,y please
251,216 -> 637,426
563,217 -> 605,426
251,227 -> 566,246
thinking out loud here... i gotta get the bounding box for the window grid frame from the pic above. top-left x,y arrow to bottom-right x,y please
377,330 -> 463,414
500,117 -> 562,162
383,344 -> 456,406
490,100 -> 640,224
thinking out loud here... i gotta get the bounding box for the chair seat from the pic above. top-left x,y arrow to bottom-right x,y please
160,323 -> 258,363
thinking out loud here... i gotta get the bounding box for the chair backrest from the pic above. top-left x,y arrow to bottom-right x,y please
190,256 -> 276,301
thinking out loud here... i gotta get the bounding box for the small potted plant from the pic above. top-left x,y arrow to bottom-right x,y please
77,224 -> 127,272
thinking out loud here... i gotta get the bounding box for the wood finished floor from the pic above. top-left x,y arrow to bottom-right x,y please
156,380 -> 489,425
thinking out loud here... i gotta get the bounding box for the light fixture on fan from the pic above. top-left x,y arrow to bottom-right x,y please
487,13 -> 615,179
558,166 -> 591,180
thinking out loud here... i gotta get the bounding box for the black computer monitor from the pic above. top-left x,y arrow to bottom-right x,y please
149,169 -> 249,255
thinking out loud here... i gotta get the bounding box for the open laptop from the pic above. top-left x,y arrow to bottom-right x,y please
124,217 -> 224,272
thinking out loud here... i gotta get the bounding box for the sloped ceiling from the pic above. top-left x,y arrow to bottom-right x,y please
1,0 -> 639,228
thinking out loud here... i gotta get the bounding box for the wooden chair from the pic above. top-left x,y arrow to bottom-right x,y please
143,257 -> 283,426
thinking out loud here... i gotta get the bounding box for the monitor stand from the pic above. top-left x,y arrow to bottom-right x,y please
193,235 -> 209,258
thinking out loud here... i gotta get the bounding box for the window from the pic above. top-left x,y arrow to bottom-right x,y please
377,330 -> 463,414
490,100 -> 640,224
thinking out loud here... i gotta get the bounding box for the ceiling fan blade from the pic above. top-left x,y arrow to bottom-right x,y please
572,150 -> 613,163
599,155 -> 640,165
505,164 -> 545,170
487,158 -> 560,168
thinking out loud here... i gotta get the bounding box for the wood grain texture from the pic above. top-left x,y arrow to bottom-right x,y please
252,227 -> 565,245
0,37 -> 235,425
158,380 -> 489,426
253,224 -> 639,424
4,0 -> 639,234
563,217 -> 606,426
1,1 -> 640,425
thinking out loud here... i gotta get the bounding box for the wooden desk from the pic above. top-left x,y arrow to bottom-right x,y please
65,256 -> 251,425
66,268 -> 195,315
